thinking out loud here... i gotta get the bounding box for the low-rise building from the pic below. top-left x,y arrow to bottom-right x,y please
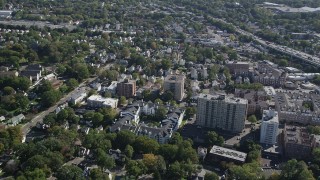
70,90 -> 87,105
87,95 -> 118,108
7,114 -> 25,126
207,145 -> 247,164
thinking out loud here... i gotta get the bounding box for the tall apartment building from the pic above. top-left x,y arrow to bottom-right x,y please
117,79 -> 136,98
260,109 -> 279,145
196,94 -> 248,133
163,75 -> 185,101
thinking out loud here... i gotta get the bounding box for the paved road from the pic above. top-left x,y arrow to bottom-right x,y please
21,63 -> 114,137
21,78 -> 95,136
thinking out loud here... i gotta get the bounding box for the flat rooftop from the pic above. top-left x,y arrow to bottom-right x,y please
165,74 -> 185,82
198,93 -> 248,104
209,145 -> 247,162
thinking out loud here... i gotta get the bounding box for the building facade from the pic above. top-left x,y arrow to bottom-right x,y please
163,74 -> 185,101
117,79 -> 136,98
260,109 -> 279,145
196,94 -> 248,133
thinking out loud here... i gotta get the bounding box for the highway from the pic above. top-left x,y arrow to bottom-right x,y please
211,17 -> 320,67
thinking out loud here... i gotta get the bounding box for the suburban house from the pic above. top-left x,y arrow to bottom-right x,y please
7,114 -> 25,126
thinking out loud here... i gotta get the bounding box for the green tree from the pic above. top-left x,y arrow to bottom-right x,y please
280,159 -> 314,180
96,148 -> 115,170
205,131 -> 224,147
115,130 -> 136,150
89,168 -> 110,180
133,136 -> 160,154
66,78 -> 79,91
279,59 -> 288,67
19,168 -> 46,180
167,161 -> 184,179
228,162 -> 262,180
155,106 -> 168,121
41,90 -> 61,108
119,96 -> 126,106
124,144 -> 134,159
248,115 -> 258,124
56,165 -> 85,180
126,160 -> 146,178
204,172 -> 219,180
3,86 -> 15,95
185,107 -> 196,119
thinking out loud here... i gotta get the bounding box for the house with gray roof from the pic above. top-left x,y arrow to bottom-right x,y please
7,114 -> 25,126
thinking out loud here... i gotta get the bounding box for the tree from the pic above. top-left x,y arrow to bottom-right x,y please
204,172 -> 219,180
18,168 -> 46,180
133,136 -> 160,154
228,162 -> 262,180
248,115 -> 258,124
205,131 -> 224,147
16,94 -> 30,110
89,168 -> 110,180
313,148 -> 320,164
66,78 -> 79,91
122,47 -> 130,58
96,148 -> 115,170
167,161 -> 184,179
158,144 -> 178,163
155,106 -> 168,121
279,59 -> 288,67
185,107 -> 196,119
41,90 -> 61,108
124,145 -> 134,159
56,165 -> 85,180
99,107 -> 118,124
119,96 -> 126,106
3,86 -> 15,95
126,160 -> 146,178
92,112 -> 104,127
74,63 -> 89,81
143,154 -> 158,172
114,130 -> 136,150
162,91 -> 174,102
280,159 -> 314,180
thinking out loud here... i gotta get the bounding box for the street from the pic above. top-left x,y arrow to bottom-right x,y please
21,63 -> 114,137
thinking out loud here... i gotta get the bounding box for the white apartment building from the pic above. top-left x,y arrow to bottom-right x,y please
87,95 -> 118,108
196,94 -> 248,133
260,109 -> 279,145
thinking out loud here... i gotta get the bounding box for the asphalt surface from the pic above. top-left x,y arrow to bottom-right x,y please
21,63 -> 113,137
21,77 -> 95,136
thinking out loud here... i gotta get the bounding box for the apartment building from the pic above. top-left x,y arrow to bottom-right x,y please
260,109 -> 279,145
196,94 -> 248,133
283,125 -> 314,159
117,79 -> 136,98
253,61 -> 287,87
87,95 -> 118,108
163,74 -> 185,101
225,61 -> 250,76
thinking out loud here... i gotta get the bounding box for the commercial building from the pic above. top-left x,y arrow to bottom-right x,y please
87,95 -> 118,108
207,145 -> 247,164
117,79 -> 136,98
196,94 -> 248,133
163,74 -> 185,101
260,109 -> 279,145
